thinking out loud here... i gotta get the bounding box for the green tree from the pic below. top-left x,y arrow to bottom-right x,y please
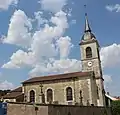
112,100 -> 120,115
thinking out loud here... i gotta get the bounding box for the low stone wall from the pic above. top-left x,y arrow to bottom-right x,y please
7,102 -> 112,115
7,102 -> 48,115
48,105 -> 112,115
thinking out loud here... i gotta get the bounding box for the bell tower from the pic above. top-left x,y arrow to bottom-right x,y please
79,13 -> 105,106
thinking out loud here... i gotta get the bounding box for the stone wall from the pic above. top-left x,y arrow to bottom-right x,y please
48,105 -> 112,115
23,75 -> 96,105
7,102 -> 48,115
7,102 -> 112,115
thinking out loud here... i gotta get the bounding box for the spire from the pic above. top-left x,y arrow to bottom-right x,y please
81,5 -> 96,41
85,13 -> 91,33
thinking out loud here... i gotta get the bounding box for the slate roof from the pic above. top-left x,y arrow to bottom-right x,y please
22,71 -> 92,84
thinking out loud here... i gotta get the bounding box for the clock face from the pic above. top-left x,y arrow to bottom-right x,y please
88,61 -> 92,67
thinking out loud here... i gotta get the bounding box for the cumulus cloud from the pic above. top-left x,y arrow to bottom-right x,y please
30,10 -> 68,59
103,75 -> 112,92
29,59 -> 81,76
3,10 -> 32,48
2,8 -> 120,77
0,0 -> 18,10
0,80 -> 14,90
103,75 -> 112,84
106,4 -> 120,12
39,0 -> 68,13
34,11 -> 48,29
2,0 -> 120,79
100,43 -> 120,68
2,50 -> 35,69
2,9 -> 80,76
57,36 -> 73,59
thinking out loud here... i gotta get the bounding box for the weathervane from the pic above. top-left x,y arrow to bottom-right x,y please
84,4 -> 87,16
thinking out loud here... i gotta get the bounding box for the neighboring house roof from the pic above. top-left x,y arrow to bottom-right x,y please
22,71 -> 93,84
3,87 -> 23,99
105,94 -> 118,101
114,96 -> 120,100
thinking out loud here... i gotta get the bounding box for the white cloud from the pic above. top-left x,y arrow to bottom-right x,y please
103,75 -> 112,84
2,50 -> 35,69
106,4 -> 120,12
2,10 -> 74,73
34,11 -> 48,29
29,59 -> 81,76
100,43 -> 120,68
0,0 -> 18,10
30,10 -> 68,59
52,59 -> 81,73
3,10 -> 32,48
103,75 -> 112,92
39,0 -> 67,13
3,5 -> 120,79
0,80 -> 14,90
1,9 -> 82,76
3,10 -> 120,77
57,36 -> 73,59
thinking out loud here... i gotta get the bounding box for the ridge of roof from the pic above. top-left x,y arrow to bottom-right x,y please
10,87 -> 22,93
22,71 -> 93,84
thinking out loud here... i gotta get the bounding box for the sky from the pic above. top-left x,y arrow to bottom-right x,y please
0,0 -> 120,96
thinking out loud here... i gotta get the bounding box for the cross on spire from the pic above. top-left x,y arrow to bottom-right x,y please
84,5 -> 91,33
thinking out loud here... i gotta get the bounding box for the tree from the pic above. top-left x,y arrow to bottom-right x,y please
112,100 -> 120,115
0,90 -> 11,96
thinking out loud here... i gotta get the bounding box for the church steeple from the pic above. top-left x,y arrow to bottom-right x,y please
81,13 -> 96,41
80,11 -> 105,106
85,13 -> 91,33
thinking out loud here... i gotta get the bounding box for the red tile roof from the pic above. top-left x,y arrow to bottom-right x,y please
22,71 -> 92,84
3,87 -> 23,99
12,87 -> 22,92
114,96 -> 120,100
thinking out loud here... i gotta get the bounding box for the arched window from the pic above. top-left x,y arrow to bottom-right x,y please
97,86 -> 99,99
29,90 -> 35,103
66,87 -> 73,101
47,89 -> 53,103
86,47 -> 92,58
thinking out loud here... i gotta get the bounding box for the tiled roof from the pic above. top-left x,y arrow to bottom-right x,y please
3,87 -> 23,99
12,87 -> 22,92
22,71 -> 92,84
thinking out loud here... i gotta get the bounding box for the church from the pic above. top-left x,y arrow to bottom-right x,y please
2,14 -> 106,107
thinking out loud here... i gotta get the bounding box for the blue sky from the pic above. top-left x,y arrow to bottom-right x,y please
0,0 -> 120,96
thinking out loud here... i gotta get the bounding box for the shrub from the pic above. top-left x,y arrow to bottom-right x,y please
112,100 -> 120,115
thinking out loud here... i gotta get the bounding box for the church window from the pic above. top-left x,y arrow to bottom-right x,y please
97,86 -> 99,99
29,90 -> 35,103
66,87 -> 73,101
86,47 -> 92,58
47,89 -> 53,103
